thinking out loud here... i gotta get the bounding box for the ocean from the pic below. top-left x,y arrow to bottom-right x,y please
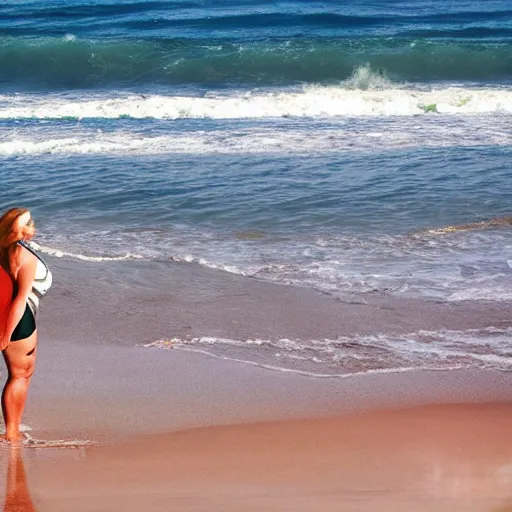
1,0 -> 511,376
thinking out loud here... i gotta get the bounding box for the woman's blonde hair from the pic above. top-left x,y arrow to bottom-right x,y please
0,207 -> 29,249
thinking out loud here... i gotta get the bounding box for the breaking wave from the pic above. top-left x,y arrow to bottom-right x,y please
2,84 -> 512,121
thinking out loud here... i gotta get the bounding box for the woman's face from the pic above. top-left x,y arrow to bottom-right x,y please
14,211 -> 36,241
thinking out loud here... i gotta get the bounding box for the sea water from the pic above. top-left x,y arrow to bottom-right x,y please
1,0 -> 511,375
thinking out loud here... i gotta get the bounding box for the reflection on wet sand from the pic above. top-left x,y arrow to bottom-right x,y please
494,504 -> 512,512
3,448 -> 36,512
422,456 -> 512,500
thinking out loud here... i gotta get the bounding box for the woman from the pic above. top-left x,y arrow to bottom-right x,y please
0,208 -> 38,443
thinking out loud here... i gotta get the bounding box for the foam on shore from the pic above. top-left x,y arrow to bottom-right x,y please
142,326 -> 512,376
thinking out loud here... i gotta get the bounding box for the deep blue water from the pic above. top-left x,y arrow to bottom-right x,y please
1,0 -> 512,89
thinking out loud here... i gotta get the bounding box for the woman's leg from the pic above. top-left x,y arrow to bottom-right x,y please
1,331 -> 37,442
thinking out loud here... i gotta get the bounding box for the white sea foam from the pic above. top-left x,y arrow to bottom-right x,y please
341,63 -> 395,91
1,115 -> 510,156
30,242 -> 143,262
142,327 -> 512,376
0,136 -> 165,156
1,86 -> 512,121
22,434 -> 96,448
446,287 -> 512,302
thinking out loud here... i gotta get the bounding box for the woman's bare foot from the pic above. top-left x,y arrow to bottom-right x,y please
0,432 -> 23,444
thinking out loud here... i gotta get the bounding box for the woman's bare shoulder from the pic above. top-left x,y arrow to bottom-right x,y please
14,244 -> 37,272
20,245 -> 37,263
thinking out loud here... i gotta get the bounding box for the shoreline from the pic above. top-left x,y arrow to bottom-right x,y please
19,340 -> 512,443
1,258 -> 511,510
42,257 -> 512,344
4,256 -> 509,442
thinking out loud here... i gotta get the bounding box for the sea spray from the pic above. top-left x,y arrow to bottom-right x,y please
341,63 -> 396,90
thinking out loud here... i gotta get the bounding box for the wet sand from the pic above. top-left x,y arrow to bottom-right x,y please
41,257 -> 512,346
7,402 -> 512,512
21,342 -> 512,442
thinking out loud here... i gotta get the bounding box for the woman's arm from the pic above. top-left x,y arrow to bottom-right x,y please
0,254 -> 37,350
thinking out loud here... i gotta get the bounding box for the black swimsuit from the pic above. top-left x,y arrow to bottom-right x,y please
10,287 -> 36,342
10,302 -> 36,341
3,241 -> 50,342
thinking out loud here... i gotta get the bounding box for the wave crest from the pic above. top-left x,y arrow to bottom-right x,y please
342,64 -> 395,91
2,86 -> 512,121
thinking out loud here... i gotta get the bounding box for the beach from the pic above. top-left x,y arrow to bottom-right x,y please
1,0 -> 512,509
0,259 -> 510,510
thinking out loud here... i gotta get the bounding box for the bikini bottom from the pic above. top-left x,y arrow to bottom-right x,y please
10,303 -> 36,341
